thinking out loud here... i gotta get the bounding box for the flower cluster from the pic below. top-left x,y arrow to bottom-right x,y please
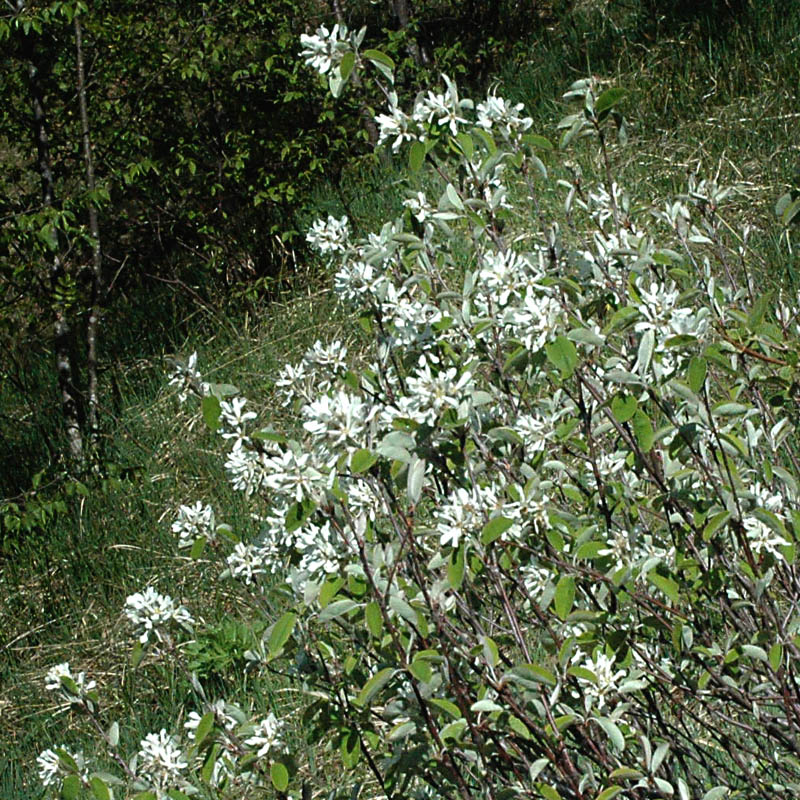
172,501 -> 217,549
124,587 -> 194,645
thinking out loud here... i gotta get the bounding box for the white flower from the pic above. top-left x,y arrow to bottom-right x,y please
476,92 -> 532,139
743,516 -> 790,558
402,191 -> 429,224
244,713 -> 285,758
44,662 -> 96,700
262,448 -> 323,501
436,486 -> 491,549
299,24 -> 348,76
334,260 -> 387,306
137,730 -> 188,798
172,501 -> 217,548
124,587 -> 194,645
226,542 -> 269,584
37,746 -> 87,788
302,390 -> 373,452
274,360 -> 313,407
376,96 -> 416,151
225,447 -> 269,496
306,214 -> 349,254
219,397 -> 257,449
412,75 -> 473,136
184,700 -> 239,738
167,351 -> 210,403
578,652 -> 626,710
297,520 -> 347,578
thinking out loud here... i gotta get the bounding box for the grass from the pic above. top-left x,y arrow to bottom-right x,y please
3,0 -> 800,795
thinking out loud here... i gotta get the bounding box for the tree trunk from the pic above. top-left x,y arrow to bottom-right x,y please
75,14 -> 103,447
392,0 -> 428,65
28,58 -> 84,465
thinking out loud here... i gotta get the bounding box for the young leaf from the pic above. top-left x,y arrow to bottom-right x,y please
594,88 -> 627,116
632,409 -> 655,453
90,777 -> 111,800
545,335 -> 578,378
270,762 -> 290,792
268,611 -> 297,656
611,394 -> 637,423
481,516 -> 513,545
355,667 -> 395,707
202,394 -> 221,432
687,356 -> 707,393
554,575 -> 576,620
409,140 -> 426,172
365,601 -> 383,639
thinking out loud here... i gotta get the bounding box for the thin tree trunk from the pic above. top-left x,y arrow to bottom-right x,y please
74,13 -> 103,446
28,58 -> 84,465
392,0 -> 427,65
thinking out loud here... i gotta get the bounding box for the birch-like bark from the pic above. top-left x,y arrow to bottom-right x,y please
28,57 -> 84,464
75,14 -> 103,445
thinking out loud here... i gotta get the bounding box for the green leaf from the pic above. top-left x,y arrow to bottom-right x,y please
350,449 -> 377,473
354,667 -> 395,707
407,456 -> 426,504
554,575 -> 575,620
270,761 -> 290,792
445,183 -> 464,211
482,635 -> 500,667
648,572 -> 679,604
202,394 -> 221,432
362,48 -> 394,69
409,658 -> 433,683
341,728 -> 361,768
781,196 -> 800,226
595,788 -> 624,800
339,51 -> 356,82
538,784 -> 563,800
193,711 -> 215,748
481,516 -> 513,545
545,335 -> 578,378
611,394 -> 637,422
595,716 -> 625,751
429,698 -> 462,718
523,133 -> 555,151
365,601 -> 383,639
703,510 -> 730,541
632,409 -> 655,453
90,777 -> 111,800
594,88 -> 627,116
318,599 -> 358,622
447,545 -> 465,590
769,642 -> 783,671
505,663 -> 557,688
319,576 -> 344,608
687,356 -> 707,393
107,721 -> 119,748
269,611 -> 297,656
409,140 -> 426,172
61,775 -> 81,800
702,789 -> 730,800
190,536 -> 206,560
131,641 -> 144,669
748,292 -> 772,330
285,499 -> 316,532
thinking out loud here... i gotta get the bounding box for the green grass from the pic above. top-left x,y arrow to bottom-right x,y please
3,0 -> 800,795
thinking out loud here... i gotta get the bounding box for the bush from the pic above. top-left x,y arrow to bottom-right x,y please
35,29 -> 800,800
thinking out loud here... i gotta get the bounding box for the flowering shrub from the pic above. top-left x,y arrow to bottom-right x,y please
38,26 -> 800,800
